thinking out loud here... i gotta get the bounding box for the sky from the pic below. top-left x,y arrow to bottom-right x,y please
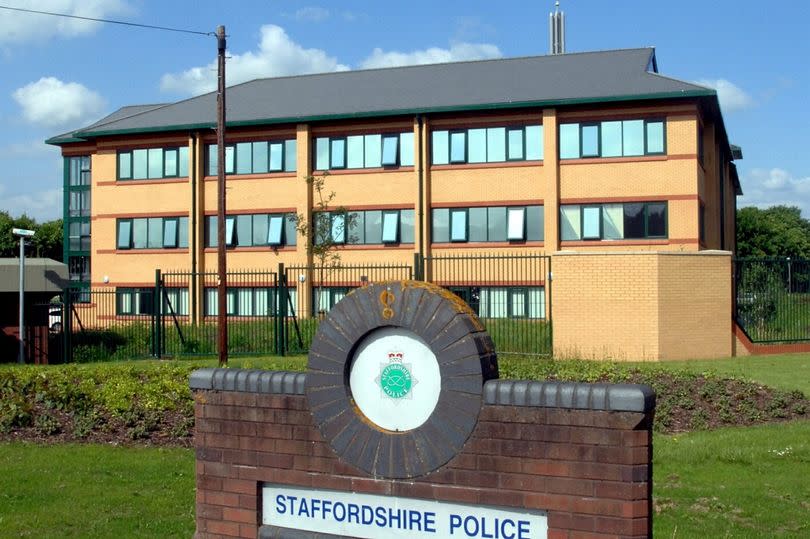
0,0 -> 808,222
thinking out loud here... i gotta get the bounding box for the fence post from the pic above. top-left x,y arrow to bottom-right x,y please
63,288 -> 72,363
154,269 -> 162,358
413,252 -> 423,281
277,263 -> 287,357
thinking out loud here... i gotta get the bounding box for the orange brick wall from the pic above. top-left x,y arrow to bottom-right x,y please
551,251 -> 732,360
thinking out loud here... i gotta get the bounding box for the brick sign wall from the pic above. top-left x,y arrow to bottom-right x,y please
191,369 -> 654,539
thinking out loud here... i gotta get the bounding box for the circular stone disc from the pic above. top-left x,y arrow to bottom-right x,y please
306,280 -> 498,479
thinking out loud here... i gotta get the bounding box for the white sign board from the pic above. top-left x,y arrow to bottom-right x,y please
263,484 -> 548,539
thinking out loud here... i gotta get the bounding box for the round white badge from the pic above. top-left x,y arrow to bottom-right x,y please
349,327 -> 441,432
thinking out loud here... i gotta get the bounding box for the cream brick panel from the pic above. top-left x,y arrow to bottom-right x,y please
318,171 -> 415,208
666,116 -> 697,155
430,166 -> 545,204
560,159 -> 696,199
201,248 -> 414,273
92,151 -> 117,182
551,251 -> 732,360
95,182 -> 191,215
95,251 -> 190,285
202,176 -> 302,212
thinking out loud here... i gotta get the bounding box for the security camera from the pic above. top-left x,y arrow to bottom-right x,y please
12,228 -> 35,238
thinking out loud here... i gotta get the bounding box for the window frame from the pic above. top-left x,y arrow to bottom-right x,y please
581,205 -> 603,240
381,211 -> 400,244
506,207 -> 526,241
449,208 -> 469,242
559,118 -> 668,160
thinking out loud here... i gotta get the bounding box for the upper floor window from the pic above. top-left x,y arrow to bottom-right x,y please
68,221 -> 91,251
315,132 -> 414,170
315,209 -> 415,245
68,190 -> 91,217
559,119 -> 665,159
205,213 -> 297,248
432,205 -> 543,243
207,139 -> 297,176
560,202 -> 667,241
431,125 -> 543,165
116,216 -> 189,250
67,156 -> 91,186
118,146 -> 189,180
68,256 -> 90,282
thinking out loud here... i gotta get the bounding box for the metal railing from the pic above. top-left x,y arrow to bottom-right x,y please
734,257 -> 810,343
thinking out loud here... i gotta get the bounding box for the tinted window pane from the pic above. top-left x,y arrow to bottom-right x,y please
163,219 -> 178,248
364,134 -> 382,168
132,149 -> 148,179
253,142 -> 269,173
399,132 -> 414,166
450,209 -> 467,241
508,129 -> 524,160
432,130 -> 449,165
450,132 -> 466,163
400,209 -> 414,243
224,145 -> 235,174
330,139 -> 346,168
207,145 -> 218,176
206,216 -> 217,247
507,207 -> 525,240
237,215 -> 252,246
560,206 -> 581,240
601,121 -> 623,157
646,121 -> 665,154
133,218 -> 148,248
381,136 -> 398,166
559,124 -> 580,159
178,146 -> 189,177
468,129 -> 487,163
468,207 -> 488,242
178,217 -> 189,248
148,148 -> 163,178
647,203 -> 667,237
117,220 -> 131,249
381,212 -> 399,243
225,216 -> 236,245
510,289 -> 527,318
268,215 -> 284,245
118,152 -> 132,179
148,218 -> 163,248
487,127 -> 506,162
581,125 -> 599,157
623,203 -> 646,238
236,142 -> 252,174
331,213 -> 346,243
582,206 -> 601,239
285,214 -> 297,246
269,142 -> 283,171
623,120 -> 644,156
315,138 -> 329,170
253,214 -> 268,245
432,208 -> 449,243
284,139 -> 297,171
365,210 -> 382,244
525,125 -> 543,160
602,204 -> 624,240
526,205 -> 543,241
487,206 -> 506,241
347,135 -> 364,168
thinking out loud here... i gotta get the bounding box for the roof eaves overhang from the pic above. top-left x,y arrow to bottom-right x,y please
62,89 -> 716,142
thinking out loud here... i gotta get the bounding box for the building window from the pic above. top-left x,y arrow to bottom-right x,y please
205,213 -> 297,248
315,209 -> 415,246
314,287 -> 352,313
432,205 -> 543,243
559,118 -> 666,159
432,125 -> 543,165
162,288 -> 190,316
314,132 -> 413,170
116,217 -> 189,250
68,256 -> 90,282
204,287 -> 295,317
206,139 -> 296,176
118,146 -> 189,180
560,202 -> 668,241
116,288 -> 155,315
449,286 -> 546,319
68,156 -> 91,186
68,222 -> 91,251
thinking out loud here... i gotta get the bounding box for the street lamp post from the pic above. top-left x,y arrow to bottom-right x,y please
12,228 -> 35,364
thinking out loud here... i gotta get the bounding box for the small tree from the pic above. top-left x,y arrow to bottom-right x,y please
292,171 -> 357,315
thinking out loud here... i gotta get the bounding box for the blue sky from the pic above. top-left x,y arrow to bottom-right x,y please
0,0 -> 808,221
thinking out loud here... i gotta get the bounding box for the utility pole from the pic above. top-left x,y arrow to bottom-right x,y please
13,228 -> 35,364
216,25 -> 228,367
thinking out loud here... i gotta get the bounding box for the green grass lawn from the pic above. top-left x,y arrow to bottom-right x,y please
0,443 -> 194,538
2,422 -> 808,537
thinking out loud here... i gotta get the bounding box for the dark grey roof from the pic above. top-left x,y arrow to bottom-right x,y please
49,103 -> 169,143
48,48 -> 716,144
0,258 -> 67,293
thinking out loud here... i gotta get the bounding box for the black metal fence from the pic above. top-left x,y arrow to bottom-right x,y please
62,252 -> 553,361
734,257 -> 810,343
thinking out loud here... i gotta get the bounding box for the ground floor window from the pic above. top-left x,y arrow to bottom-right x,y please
448,286 -> 545,319
116,288 -> 154,316
204,287 -> 297,317
313,286 -> 352,313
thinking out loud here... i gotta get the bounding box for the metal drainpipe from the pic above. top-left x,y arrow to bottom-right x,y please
417,114 -> 424,276
190,133 -> 197,322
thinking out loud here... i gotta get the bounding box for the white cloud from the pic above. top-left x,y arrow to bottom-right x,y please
0,0 -> 130,45
13,77 -> 106,128
160,24 -> 349,96
360,42 -> 502,69
0,185 -> 63,222
0,140 -> 57,158
291,6 -> 330,22
695,78 -> 754,113
740,168 -> 810,217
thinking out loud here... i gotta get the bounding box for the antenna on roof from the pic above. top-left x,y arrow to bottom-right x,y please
549,1 -> 566,55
